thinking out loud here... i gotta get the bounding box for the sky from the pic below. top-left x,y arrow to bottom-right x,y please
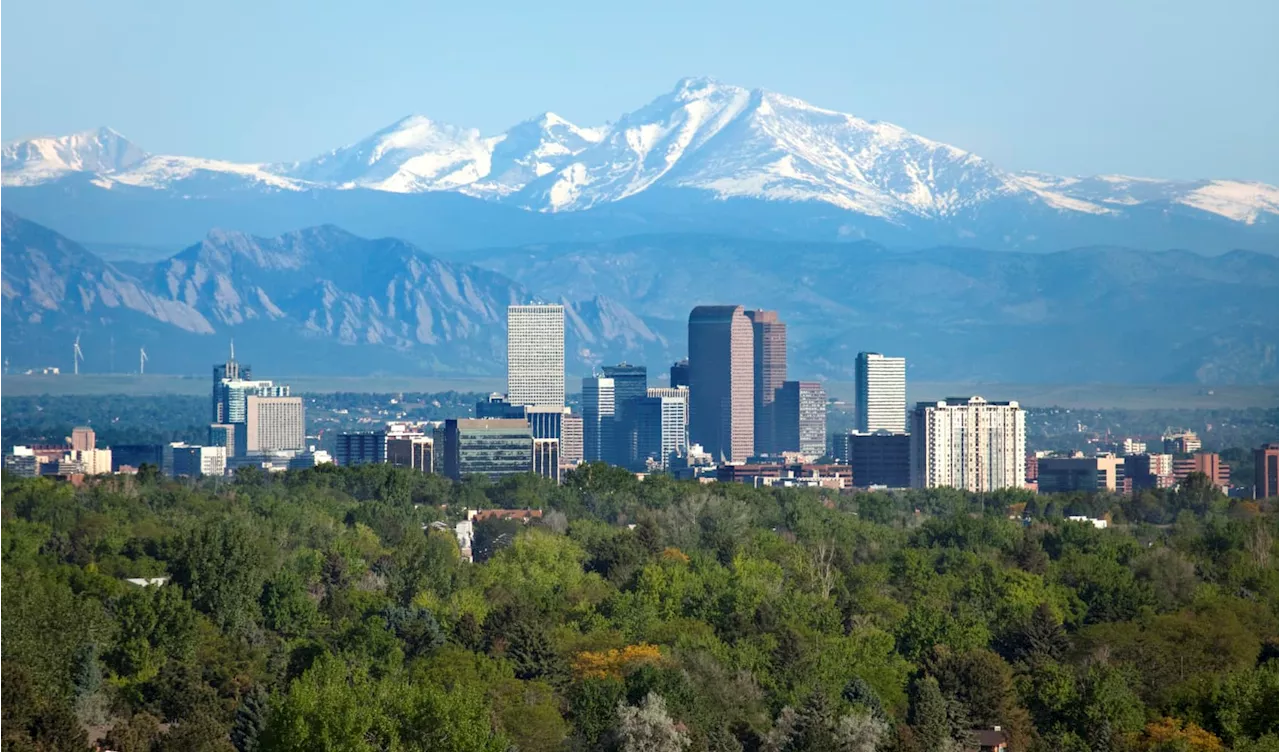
2,0 -> 1277,183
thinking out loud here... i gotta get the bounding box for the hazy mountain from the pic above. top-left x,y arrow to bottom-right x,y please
3,78 -> 1275,254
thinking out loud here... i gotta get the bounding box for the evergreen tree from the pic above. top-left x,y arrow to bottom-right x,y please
909,676 -> 949,752
841,677 -> 887,722
230,685 -> 268,752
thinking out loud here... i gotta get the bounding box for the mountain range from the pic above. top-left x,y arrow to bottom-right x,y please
4,211 -> 1275,385
3,78 -> 1276,255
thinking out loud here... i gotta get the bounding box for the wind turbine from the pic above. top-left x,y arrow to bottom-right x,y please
140,347 -> 148,375
73,335 -> 84,375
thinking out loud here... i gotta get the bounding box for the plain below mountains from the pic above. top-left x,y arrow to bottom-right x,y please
2,78 -> 1276,256
2,212 -> 1275,385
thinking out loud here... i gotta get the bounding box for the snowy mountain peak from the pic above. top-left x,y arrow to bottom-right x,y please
2,126 -> 148,185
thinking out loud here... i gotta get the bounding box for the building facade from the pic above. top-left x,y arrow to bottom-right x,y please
387,436 -> 434,472
602,363 -> 647,466
112,444 -> 163,472
746,310 -> 787,454
1163,431 -> 1202,455
166,444 -> 227,478
581,376 -> 615,463
70,426 -> 96,452
688,305 -> 754,462
774,381 -> 827,458
1124,453 -> 1175,490
844,432 -> 911,488
910,397 -> 1026,492
1173,452 -> 1230,490
533,438 -> 561,483
335,431 -> 388,466
70,448 -> 113,475
507,304 -> 565,408
855,352 -> 906,434
1255,443 -> 1279,499
244,395 -> 305,454
1037,454 -> 1124,493
669,359 -> 690,388
560,416 -> 584,469
443,418 -> 533,481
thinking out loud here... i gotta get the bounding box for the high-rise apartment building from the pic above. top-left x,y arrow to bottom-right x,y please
1254,443 -> 1278,499
746,310 -> 787,454
855,353 -> 906,434
669,359 -> 690,388
244,395 -> 305,454
910,397 -> 1026,492
774,381 -> 827,458
507,304 -> 565,408
581,376 -> 615,463
443,418 -> 533,481
560,416 -> 584,469
688,305 -> 754,462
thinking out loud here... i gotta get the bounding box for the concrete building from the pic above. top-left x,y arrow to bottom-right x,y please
208,424 -> 236,455
335,431 -> 388,466
533,438 -> 561,483
212,344 -> 251,422
217,380 -> 288,428
647,387 -> 691,437
910,397 -> 1026,492
244,395 -> 305,454
1121,438 -> 1147,456
688,305 -> 754,462
288,449 -> 334,470
527,405 -> 570,441
112,444 -> 163,472
70,426 -> 96,452
774,381 -> 826,458
843,432 -> 911,488
1255,443 -> 1278,499
669,359 -> 690,388
1162,430 -> 1202,455
1124,453 -> 1175,490
1037,454 -> 1124,493
165,443 -> 227,478
1173,452 -> 1230,490
717,462 -> 852,490
443,418 -> 533,481
627,394 -> 689,470
387,435 -> 434,472
560,416 -> 584,470
746,310 -> 787,454
855,353 -> 906,434
602,363 -> 647,466
476,394 -> 527,419
506,304 -> 565,408
69,448 -> 113,475
582,376 -> 615,463
4,447 -> 39,477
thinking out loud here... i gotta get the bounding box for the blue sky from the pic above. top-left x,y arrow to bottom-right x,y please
3,0 -> 1276,182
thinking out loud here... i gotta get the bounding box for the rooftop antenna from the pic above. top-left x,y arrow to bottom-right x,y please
73,334 -> 84,375
140,347 -> 148,375
230,337 -> 235,362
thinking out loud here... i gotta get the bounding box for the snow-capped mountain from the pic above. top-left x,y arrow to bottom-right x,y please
1,126 -> 148,185
2,77 -> 1276,248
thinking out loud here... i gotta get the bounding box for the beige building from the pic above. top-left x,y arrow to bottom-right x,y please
70,426 -> 96,452
560,415 -> 584,469
507,304 -> 565,408
910,397 -> 1026,492
245,395 -> 305,454
69,448 -> 113,475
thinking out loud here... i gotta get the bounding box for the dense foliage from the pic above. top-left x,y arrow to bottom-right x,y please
2,464 -> 1276,752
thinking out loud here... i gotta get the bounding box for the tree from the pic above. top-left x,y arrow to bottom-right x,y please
171,518 -> 266,632
104,712 -> 163,752
909,676 -> 951,752
841,677 -> 887,722
230,685 -> 268,752
617,692 -> 691,752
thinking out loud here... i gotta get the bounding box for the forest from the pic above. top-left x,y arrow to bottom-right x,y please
1,464 -> 1276,752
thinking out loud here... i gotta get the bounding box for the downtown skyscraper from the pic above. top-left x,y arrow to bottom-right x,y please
507,304 -> 565,408
581,376 -> 615,463
855,352 -> 906,433
688,305 -> 754,462
746,310 -> 786,454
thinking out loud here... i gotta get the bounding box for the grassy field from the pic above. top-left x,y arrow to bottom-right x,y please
2,373 -> 1274,409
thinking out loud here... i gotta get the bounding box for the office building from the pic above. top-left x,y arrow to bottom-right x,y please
209,424 -> 236,455
717,462 -> 852,490
1037,454 -> 1124,493
843,432 -> 911,488
443,418 -> 533,481
688,305 -> 754,462
603,363 -> 647,466
1173,452 -> 1230,490
855,353 -> 906,434
4,448 -> 39,477
288,449 -> 334,470
746,310 -> 787,454
112,444 -> 163,472
774,381 -> 827,458
1125,453 -> 1175,490
560,416 -> 584,469
244,395 -> 305,454
527,405 -> 570,441
670,359 -> 690,388
212,343 -> 251,418
507,304 -> 565,408
165,443 -> 227,478
70,426 -> 96,452
69,448 -> 113,475
1162,430 -> 1202,455
648,387 -> 690,433
387,435 -> 433,472
476,394 -> 527,419
910,397 -> 1026,492
1254,443 -> 1278,499
1121,438 -> 1147,456
534,438 -> 561,483
336,431 -> 388,466
628,395 -> 689,470
582,376 -> 615,463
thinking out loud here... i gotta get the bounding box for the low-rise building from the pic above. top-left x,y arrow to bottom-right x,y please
1173,452 -> 1230,490
443,418 -> 533,481
716,462 -> 852,489
1037,454 -> 1124,494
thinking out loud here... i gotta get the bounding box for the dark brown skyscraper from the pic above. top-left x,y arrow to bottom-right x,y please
746,309 -> 787,455
688,305 -> 754,462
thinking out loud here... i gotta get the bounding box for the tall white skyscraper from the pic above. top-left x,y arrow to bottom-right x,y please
582,376 -> 615,463
910,397 -> 1026,492
855,352 -> 906,433
507,305 -> 565,408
